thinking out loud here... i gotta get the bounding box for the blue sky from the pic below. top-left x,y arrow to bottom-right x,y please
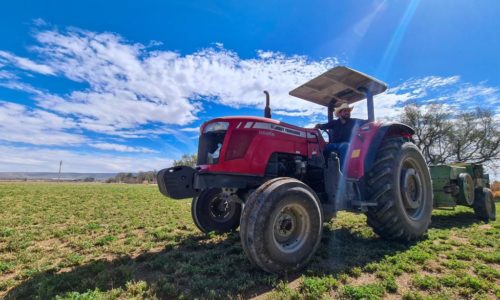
0,0 -> 498,173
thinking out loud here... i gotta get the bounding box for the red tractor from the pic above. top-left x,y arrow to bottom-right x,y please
157,66 -> 433,273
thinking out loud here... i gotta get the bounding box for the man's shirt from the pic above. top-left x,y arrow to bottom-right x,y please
318,118 -> 364,143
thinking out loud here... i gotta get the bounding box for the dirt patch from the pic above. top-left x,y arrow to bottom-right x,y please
384,293 -> 403,300
492,264 -> 500,272
132,229 -> 146,238
35,238 -> 63,249
56,267 -> 74,274
422,260 -> 441,273
393,273 -> 413,297
250,277 -> 302,300
0,272 -> 17,298
349,273 -> 377,286
30,237 -> 74,253
477,224 -> 493,230
0,272 -> 17,282
448,234 -> 469,245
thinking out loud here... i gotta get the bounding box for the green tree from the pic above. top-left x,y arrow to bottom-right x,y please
173,154 -> 198,167
400,104 -> 499,166
401,104 -> 454,164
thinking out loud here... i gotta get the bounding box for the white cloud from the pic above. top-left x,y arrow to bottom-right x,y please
450,84 -> 498,104
2,25 -> 496,139
0,50 -> 54,75
273,109 -> 319,117
0,145 -> 171,172
350,91 -> 415,121
395,76 -> 460,92
89,142 -> 157,153
0,81 -> 43,95
0,101 -> 85,145
349,75 -> 497,122
25,27 -> 336,134
38,91 -> 190,130
179,127 -> 200,133
0,70 -> 15,79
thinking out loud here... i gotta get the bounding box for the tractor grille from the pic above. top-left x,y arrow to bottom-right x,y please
225,130 -> 257,161
197,131 -> 226,165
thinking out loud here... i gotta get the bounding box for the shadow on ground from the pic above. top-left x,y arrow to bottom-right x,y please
430,209 -> 479,229
5,210 -> 481,299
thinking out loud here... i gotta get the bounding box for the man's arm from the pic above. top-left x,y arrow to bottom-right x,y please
315,120 -> 335,130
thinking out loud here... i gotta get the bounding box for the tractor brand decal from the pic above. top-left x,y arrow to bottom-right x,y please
258,130 -> 275,136
351,149 -> 361,158
252,122 -> 306,138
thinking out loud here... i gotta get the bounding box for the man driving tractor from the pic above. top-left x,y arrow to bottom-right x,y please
315,100 -> 364,168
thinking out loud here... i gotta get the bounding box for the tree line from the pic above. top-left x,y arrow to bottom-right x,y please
400,104 -> 499,168
106,171 -> 157,184
104,155 -> 197,184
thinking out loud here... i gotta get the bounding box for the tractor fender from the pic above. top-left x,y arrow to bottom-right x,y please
364,122 -> 415,173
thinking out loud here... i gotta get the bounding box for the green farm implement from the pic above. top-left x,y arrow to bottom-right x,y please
431,163 -> 496,222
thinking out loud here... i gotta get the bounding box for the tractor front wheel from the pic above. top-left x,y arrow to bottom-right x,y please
240,178 -> 323,274
473,188 -> 496,222
365,138 -> 433,240
191,188 -> 242,234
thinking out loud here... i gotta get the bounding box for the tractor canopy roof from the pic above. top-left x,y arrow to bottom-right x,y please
289,66 -> 387,107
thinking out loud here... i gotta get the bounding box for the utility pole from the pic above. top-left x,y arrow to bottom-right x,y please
58,160 -> 62,182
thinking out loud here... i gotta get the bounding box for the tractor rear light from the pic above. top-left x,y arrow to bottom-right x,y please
225,131 -> 257,161
203,122 -> 229,133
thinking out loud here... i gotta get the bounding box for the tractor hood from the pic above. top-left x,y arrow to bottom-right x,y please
196,116 -> 321,175
201,116 -> 308,134
289,66 -> 387,107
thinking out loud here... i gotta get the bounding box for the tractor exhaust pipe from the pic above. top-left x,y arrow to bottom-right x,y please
264,90 -> 272,119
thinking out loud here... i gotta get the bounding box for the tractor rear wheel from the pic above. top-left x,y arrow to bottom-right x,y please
191,188 -> 242,234
365,138 -> 433,240
240,178 -> 323,273
473,188 -> 496,222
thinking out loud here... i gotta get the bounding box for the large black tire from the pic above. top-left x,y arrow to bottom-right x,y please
473,188 -> 496,222
240,178 -> 323,274
191,188 -> 242,234
365,138 -> 433,240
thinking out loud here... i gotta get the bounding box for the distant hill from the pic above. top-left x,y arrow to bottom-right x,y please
0,172 -> 117,181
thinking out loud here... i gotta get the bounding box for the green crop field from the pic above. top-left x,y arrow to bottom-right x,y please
0,182 -> 498,299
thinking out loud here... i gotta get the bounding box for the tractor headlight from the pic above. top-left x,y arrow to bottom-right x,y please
203,122 -> 229,133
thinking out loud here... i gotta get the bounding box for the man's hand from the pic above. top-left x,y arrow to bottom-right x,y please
314,124 -> 321,129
